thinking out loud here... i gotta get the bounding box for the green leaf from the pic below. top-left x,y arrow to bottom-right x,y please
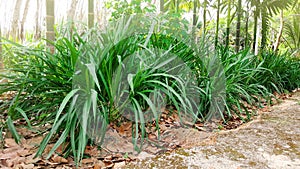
7,116 -> 21,144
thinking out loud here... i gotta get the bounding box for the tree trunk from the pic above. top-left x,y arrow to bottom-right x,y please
252,9 -> 258,53
0,27 -> 2,68
20,0 -> 30,41
160,0 -> 164,13
88,0 -> 94,29
67,0 -> 78,39
46,0 -> 55,48
192,0 -> 197,27
76,0 -> 85,24
235,0 -> 242,52
191,0 -> 197,43
225,0 -> 231,49
11,0 -> 22,41
255,13 -> 261,55
176,0 -> 179,13
215,0 -> 220,48
203,0 -> 207,34
273,10 -> 284,52
67,0 -> 78,21
245,2 -> 249,49
260,6 -> 267,50
35,0 -> 42,40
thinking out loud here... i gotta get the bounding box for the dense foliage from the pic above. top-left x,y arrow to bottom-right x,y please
0,0 -> 299,166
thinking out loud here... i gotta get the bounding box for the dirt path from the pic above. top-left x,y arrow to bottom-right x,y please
127,91 -> 300,169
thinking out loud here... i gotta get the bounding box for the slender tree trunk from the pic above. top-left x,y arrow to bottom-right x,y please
0,27 -> 2,69
203,0 -> 207,34
245,2 -> 249,49
77,0 -> 85,24
160,0 -> 164,13
191,0 -> 197,43
252,9 -> 258,53
11,0 -> 22,41
274,10 -> 284,52
20,0 -> 30,41
176,0 -> 179,13
260,6 -> 267,50
226,0 -> 232,49
255,13 -> 261,55
46,0 -> 55,49
192,0 -> 197,27
67,0 -> 78,39
88,0 -> 94,29
96,0 -> 101,27
67,0 -> 78,21
35,0 -> 41,40
235,0 -> 242,52
215,0 -> 220,48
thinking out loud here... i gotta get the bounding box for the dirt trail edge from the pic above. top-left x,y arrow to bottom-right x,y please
127,91 -> 300,169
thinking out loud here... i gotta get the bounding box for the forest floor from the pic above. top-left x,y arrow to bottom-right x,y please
127,90 -> 300,169
0,90 -> 299,169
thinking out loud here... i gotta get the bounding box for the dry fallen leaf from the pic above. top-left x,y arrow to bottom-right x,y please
82,158 -> 94,164
105,162 -> 114,168
15,163 -> 34,169
148,133 -> 157,140
84,146 -> 100,158
4,138 -> 19,148
117,122 -> 132,137
113,161 -> 126,169
17,149 -> 31,157
93,161 -> 105,169
52,156 -> 68,164
165,117 -> 173,124
1,147 -> 25,161
25,155 -> 41,164
104,155 -> 113,161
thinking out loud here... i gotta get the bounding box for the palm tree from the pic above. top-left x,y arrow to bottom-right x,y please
203,0 -> 208,34
46,0 -> 55,48
251,0 -> 259,53
191,0 -> 197,43
214,0 -> 221,48
160,0 -> 164,13
284,15 -> 300,55
225,0 -> 232,49
176,0 -> 180,13
244,1 -> 250,48
192,0 -> 197,27
235,0 -> 242,52
250,0 -> 293,51
264,0 -> 293,50
165,0 -> 182,13
88,0 -> 94,29
273,9 -> 283,52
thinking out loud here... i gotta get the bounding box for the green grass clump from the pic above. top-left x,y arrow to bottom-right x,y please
0,18 -> 299,166
257,51 -> 300,92
220,47 -> 269,121
0,34 -> 80,123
